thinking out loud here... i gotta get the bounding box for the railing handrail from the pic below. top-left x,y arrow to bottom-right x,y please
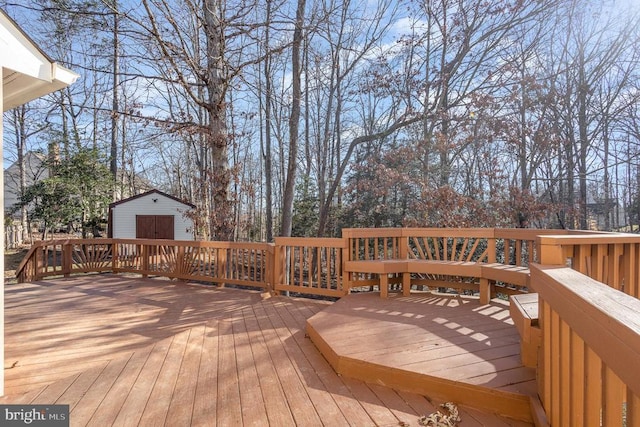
494,228 -> 570,239
539,233 -> 640,245
274,236 -> 346,247
15,243 -> 41,278
398,227 -> 495,238
342,227 -> 574,240
342,228 -> 404,238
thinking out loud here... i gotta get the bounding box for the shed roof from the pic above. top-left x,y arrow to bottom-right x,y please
1,8 -> 79,111
109,189 -> 196,209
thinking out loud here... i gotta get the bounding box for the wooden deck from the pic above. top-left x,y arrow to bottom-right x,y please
306,292 -> 537,422
2,274 -> 531,426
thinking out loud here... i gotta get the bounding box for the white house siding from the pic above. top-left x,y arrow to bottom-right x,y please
111,192 -> 194,240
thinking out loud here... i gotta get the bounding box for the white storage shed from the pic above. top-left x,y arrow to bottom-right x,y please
108,189 -> 196,240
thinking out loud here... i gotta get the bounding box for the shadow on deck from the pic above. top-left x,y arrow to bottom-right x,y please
306,292 -> 536,422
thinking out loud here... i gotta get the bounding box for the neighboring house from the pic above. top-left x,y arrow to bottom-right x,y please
3,151 -> 48,218
3,151 -> 153,221
108,189 -> 196,240
586,199 -> 621,231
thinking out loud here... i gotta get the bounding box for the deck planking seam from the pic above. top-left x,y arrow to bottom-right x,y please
137,329 -> 190,426
164,325 -> 206,427
277,298 -> 381,426
261,300 -> 349,425
52,365 -> 112,413
214,319 -> 243,426
67,353 -> 135,425
251,301 -> 325,425
273,299 -> 370,425
109,338 -> 173,426
230,312 -> 270,425
241,306 -> 297,426
85,343 -> 157,426
33,372 -> 86,407
191,322 -> 220,425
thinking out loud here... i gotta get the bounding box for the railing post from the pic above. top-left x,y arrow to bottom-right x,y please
342,230 -> 352,291
112,240 -> 118,273
399,230 -> 408,259
272,240 -> 282,295
216,247 -> 227,288
538,238 -> 565,265
487,232 -> 497,263
35,247 -> 44,281
622,243 -> 638,297
266,243 -> 276,294
141,244 -> 149,278
62,242 -> 72,277
400,229 -> 410,296
176,245 -> 185,277
341,238 -> 349,295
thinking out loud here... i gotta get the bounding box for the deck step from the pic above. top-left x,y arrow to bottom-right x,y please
307,292 -> 536,423
510,293 -> 541,368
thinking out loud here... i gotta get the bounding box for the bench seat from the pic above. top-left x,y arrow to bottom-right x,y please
510,293 -> 541,367
345,259 -> 530,301
345,259 -> 408,274
482,263 -> 530,287
406,259 -> 482,276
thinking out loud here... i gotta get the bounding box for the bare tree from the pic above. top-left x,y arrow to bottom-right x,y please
280,0 -> 306,237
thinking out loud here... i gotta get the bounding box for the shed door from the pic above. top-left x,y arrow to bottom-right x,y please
136,215 -> 175,240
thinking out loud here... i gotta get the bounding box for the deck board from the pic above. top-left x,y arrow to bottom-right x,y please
3,274 -> 532,426
112,337 -> 173,426
240,306 -> 296,426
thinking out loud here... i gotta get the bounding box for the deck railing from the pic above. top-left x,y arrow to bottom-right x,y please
342,228 -> 572,296
532,264 -> 640,426
273,237 -> 347,297
342,227 -> 572,266
17,229 -> 640,297
13,227 -> 640,425
16,239 -> 274,290
539,234 -> 640,298
18,229 -> 635,295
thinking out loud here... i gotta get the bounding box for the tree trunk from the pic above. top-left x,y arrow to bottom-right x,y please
280,0 -> 306,237
204,0 -> 233,241
14,107 -> 30,241
263,0 -> 274,242
110,2 -> 119,199
577,55 -> 588,230
603,120 -> 611,230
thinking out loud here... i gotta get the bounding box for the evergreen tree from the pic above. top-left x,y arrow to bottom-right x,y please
18,148 -> 112,239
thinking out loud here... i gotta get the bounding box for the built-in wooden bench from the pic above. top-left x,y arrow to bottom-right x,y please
345,259 -> 530,303
482,263 -> 530,287
509,293 -> 541,368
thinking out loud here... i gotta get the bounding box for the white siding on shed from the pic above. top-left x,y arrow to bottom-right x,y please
111,192 -> 194,240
